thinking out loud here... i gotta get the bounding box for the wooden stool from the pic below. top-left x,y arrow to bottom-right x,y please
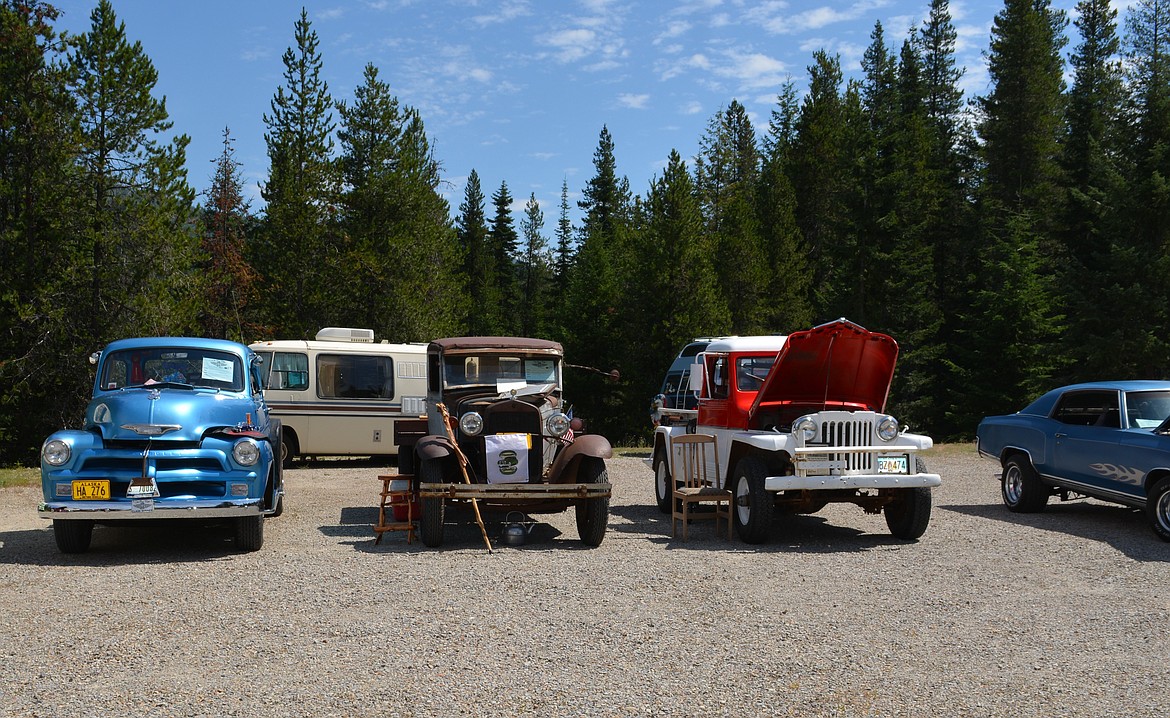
374,475 -> 416,544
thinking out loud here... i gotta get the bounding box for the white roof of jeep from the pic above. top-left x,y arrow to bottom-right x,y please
703,335 -> 787,354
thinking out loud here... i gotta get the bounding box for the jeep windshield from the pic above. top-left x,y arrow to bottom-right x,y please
441,354 -> 561,392
99,347 -> 246,392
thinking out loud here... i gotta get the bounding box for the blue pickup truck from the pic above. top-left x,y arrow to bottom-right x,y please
38,337 -> 284,553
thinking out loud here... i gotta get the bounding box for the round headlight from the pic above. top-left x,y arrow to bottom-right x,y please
459,412 -> 484,436
877,416 -> 900,441
546,412 -> 571,437
233,438 -> 261,466
42,439 -> 71,467
793,416 -> 818,442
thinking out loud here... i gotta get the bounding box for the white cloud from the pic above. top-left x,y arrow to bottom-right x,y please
618,93 -> 650,109
472,0 -> 532,26
654,20 -> 691,45
681,100 -> 704,115
541,28 -> 597,62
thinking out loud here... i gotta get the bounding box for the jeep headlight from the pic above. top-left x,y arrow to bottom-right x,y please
793,416 -> 818,442
877,416 -> 900,441
459,412 -> 484,437
546,412 -> 571,437
233,438 -> 261,466
42,439 -> 71,466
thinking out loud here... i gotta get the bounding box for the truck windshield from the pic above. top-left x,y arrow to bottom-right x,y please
100,348 -> 245,392
442,354 -> 560,389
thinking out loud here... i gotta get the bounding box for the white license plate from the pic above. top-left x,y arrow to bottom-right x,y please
878,455 -> 908,474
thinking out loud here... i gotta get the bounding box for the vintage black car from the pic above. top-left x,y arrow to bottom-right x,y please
409,337 -> 612,548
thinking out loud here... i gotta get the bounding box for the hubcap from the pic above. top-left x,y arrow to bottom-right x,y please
1158,491 -> 1170,532
736,475 -> 751,526
1004,466 -> 1022,504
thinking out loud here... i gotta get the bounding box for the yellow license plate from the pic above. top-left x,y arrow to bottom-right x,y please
72,480 -> 110,500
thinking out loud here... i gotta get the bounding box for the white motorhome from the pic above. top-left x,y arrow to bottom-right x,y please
250,328 -> 427,464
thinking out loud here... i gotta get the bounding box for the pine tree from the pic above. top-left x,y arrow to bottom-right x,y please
200,127 -> 259,341
566,126 -> 634,440
758,80 -> 812,333
257,9 -> 338,338
518,193 -> 553,337
457,169 -> 493,336
694,100 -> 770,332
0,0 -> 91,460
960,0 -> 1069,423
489,180 -> 519,333
1057,0 -> 1127,379
554,179 -> 573,285
68,0 -> 197,343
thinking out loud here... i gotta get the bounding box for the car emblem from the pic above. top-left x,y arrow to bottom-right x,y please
121,423 -> 182,436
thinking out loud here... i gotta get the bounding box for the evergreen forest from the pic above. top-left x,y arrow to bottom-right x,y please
2,0 -> 1170,464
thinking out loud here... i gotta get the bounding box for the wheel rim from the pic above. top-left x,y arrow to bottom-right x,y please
1157,491 -> 1170,533
1004,465 -> 1023,504
736,475 -> 751,526
655,459 -> 668,502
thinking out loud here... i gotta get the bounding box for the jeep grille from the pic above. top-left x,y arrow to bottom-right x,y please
814,415 -> 876,473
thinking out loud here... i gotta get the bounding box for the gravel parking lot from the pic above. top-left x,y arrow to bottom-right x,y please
2,444 -> 1168,717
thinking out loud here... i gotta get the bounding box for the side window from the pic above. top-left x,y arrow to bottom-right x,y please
1052,390 -> 1119,427
318,354 -> 395,399
265,351 -> 309,391
709,356 -> 729,400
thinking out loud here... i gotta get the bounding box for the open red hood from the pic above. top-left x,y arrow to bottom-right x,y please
749,319 -> 898,418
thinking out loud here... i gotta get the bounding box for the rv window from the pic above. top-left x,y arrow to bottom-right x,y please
318,354 -> 395,399
263,351 -> 309,391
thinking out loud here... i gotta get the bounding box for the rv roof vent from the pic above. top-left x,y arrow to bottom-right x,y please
316,327 -> 375,343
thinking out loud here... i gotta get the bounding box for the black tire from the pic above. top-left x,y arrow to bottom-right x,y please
1145,477 -> 1170,542
419,457 -> 446,548
885,486 -> 932,540
1001,455 -> 1048,512
235,515 -> 264,551
653,447 -> 671,514
280,429 -> 297,469
53,520 -> 93,554
732,456 -> 773,544
267,425 -> 285,518
575,458 -> 610,547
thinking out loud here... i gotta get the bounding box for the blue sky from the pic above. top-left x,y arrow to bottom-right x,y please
49,0 -> 1095,224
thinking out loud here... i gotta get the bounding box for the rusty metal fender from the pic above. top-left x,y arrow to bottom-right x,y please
415,435 -> 455,462
548,434 -> 613,484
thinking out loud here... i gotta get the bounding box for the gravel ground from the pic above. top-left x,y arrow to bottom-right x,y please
1,444 -> 1168,718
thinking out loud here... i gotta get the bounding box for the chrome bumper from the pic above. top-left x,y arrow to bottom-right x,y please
764,473 -> 942,492
39,498 -> 264,520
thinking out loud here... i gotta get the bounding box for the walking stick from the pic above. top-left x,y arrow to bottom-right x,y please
437,403 -> 493,553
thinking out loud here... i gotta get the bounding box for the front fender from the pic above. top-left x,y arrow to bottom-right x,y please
416,435 -> 455,462
548,434 -> 613,483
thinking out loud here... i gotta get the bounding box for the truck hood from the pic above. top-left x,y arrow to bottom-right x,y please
750,319 -> 898,416
85,387 -> 256,442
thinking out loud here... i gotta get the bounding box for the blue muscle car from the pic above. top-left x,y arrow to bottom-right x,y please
976,381 -> 1170,540
38,337 -> 285,553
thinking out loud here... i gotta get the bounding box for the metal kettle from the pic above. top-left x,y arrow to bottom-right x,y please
501,512 -> 532,546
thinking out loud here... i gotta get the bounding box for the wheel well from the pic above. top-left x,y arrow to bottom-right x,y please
999,447 -> 1031,469
727,444 -> 789,478
1145,469 -> 1170,494
282,426 -> 300,453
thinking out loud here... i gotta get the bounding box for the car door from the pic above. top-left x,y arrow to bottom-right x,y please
1048,389 -> 1137,500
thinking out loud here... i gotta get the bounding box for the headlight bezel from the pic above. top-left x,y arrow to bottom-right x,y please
42,439 -> 72,467
232,437 -> 261,466
877,415 -> 900,441
459,411 -> 484,437
545,412 -> 571,437
793,415 -> 818,442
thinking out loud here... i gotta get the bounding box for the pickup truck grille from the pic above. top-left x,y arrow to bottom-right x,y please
814,415 -> 876,473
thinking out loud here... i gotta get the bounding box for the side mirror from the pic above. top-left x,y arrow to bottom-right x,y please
688,361 -> 704,392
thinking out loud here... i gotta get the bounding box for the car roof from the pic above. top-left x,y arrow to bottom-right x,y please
102,336 -> 250,357
429,336 -> 563,354
702,336 -> 787,354
1022,380 -> 1170,415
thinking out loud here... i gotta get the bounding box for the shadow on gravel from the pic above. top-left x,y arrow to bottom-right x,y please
327,504 -> 592,553
944,502 -> 1170,562
608,503 -> 919,553
0,520 -> 249,566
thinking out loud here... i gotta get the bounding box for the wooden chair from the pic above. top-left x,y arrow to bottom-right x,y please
671,434 -> 732,540
374,475 -> 416,544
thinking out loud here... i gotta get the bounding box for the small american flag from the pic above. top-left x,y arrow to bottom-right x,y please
564,407 -> 575,443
